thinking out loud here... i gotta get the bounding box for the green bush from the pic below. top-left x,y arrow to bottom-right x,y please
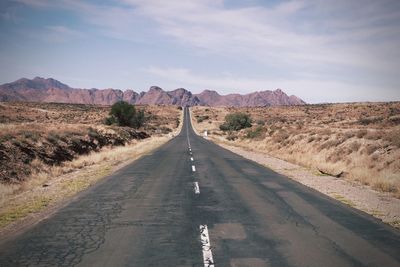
197,115 -> 209,123
246,126 -> 264,139
220,112 -> 252,131
104,116 -> 116,125
105,101 -> 145,129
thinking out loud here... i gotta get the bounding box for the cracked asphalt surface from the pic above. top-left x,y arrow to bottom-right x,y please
0,107 -> 399,266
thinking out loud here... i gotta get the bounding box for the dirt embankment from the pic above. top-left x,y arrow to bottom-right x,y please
0,125 -> 149,183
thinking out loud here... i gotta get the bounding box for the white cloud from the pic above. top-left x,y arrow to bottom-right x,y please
24,0 -> 398,73
123,0 -> 398,71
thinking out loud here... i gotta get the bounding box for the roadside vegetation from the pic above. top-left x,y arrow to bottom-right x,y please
219,112 -> 252,131
105,101 -> 145,128
0,124 -> 149,184
192,102 -> 400,198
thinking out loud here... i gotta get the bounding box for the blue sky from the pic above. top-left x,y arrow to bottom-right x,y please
0,0 -> 399,103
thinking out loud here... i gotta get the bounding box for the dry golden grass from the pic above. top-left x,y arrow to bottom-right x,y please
0,102 -> 109,124
0,102 -> 181,134
192,102 -> 400,198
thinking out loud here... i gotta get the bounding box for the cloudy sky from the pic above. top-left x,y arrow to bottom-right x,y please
0,0 -> 399,103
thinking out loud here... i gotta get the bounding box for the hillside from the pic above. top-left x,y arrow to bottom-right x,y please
0,102 -> 181,184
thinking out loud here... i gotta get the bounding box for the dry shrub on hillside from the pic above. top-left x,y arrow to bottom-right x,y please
363,144 -> 380,155
272,130 -> 290,143
343,131 -> 356,139
356,129 -> 368,138
383,129 -> 400,147
318,128 -> 332,136
0,124 -> 150,183
246,126 -> 265,140
358,116 -> 383,125
348,141 -> 361,153
365,131 -> 383,140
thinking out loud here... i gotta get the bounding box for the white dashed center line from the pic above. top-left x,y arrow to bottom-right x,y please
194,182 -> 200,194
200,225 -> 215,267
186,108 -> 192,148
186,108 -> 215,266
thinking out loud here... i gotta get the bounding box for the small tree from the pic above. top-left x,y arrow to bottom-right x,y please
105,101 -> 145,129
220,112 -> 252,131
130,108 -> 145,128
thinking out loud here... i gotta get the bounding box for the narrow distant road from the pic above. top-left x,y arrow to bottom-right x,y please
1,108 -> 399,266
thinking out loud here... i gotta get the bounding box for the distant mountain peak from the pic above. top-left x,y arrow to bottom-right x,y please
149,86 -> 163,91
30,76 -> 70,90
200,89 -> 220,95
172,88 -> 190,93
15,77 -> 30,82
0,77 -> 306,106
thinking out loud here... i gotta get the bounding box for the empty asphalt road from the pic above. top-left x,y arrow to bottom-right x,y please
1,107 -> 399,266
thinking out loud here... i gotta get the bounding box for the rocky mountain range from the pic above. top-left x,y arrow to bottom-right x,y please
0,77 -> 305,106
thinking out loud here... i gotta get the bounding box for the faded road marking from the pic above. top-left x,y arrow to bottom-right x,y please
200,225 -> 215,267
194,182 -> 200,194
